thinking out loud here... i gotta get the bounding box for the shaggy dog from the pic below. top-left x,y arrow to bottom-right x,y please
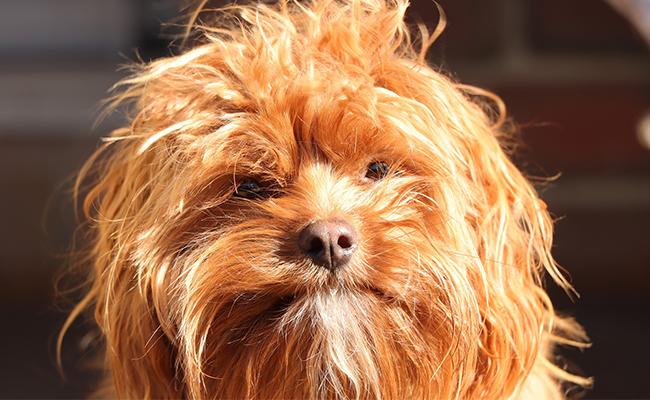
60,0 -> 590,398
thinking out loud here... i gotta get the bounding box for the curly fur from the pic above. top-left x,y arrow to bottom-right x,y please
59,0 -> 591,398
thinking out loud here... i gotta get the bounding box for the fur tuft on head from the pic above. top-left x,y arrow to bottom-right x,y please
60,0 -> 590,398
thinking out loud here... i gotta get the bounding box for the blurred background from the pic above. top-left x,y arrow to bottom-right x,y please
0,0 -> 648,398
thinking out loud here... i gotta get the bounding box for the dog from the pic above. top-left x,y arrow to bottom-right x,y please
60,0 -> 591,398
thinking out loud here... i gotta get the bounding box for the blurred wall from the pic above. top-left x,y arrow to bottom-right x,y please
0,0 -> 648,398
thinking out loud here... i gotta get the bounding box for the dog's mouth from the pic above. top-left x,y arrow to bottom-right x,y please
261,294 -> 297,318
267,285 -> 394,313
223,286 -> 399,339
366,286 -> 395,302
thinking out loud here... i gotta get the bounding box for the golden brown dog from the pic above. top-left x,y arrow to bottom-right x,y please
61,0 -> 590,398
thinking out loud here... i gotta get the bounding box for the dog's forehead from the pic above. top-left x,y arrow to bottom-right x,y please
219,112 -> 406,178
223,87 -> 428,164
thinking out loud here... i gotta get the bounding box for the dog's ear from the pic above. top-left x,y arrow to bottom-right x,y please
373,62 -> 590,395
447,84 -> 591,394
65,137 -> 184,398
457,92 -> 590,395
58,13 -> 252,396
99,278 -> 181,398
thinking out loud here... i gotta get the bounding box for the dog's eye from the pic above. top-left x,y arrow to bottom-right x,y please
365,161 -> 390,181
235,179 -> 266,199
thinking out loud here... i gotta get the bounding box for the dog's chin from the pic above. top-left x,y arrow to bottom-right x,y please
198,277 -> 424,399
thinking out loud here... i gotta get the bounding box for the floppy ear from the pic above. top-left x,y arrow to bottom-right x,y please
50,0 -> 263,390
60,136 -> 183,399
372,58 -> 590,396
452,85 -> 591,396
95,271 -> 180,399
56,23 -> 251,394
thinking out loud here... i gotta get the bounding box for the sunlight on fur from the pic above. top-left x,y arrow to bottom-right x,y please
59,0 -> 591,398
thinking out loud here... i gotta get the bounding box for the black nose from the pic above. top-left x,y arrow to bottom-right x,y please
298,220 -> 358,271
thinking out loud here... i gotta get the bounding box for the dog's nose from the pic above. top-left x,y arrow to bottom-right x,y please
298,220 -> 357,271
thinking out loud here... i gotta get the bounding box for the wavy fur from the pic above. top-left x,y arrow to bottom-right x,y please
60,0 -> 590,398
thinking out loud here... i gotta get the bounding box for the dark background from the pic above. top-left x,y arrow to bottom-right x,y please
1,0 -> 648,398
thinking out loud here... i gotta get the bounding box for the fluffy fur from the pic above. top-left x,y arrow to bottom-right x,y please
60,0 -> 591,398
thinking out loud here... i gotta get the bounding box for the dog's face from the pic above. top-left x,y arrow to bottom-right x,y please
68,0 -> 588,398
159,83 -> 489,398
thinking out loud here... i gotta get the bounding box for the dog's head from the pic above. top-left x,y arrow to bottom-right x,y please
64,0 -> 589,398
